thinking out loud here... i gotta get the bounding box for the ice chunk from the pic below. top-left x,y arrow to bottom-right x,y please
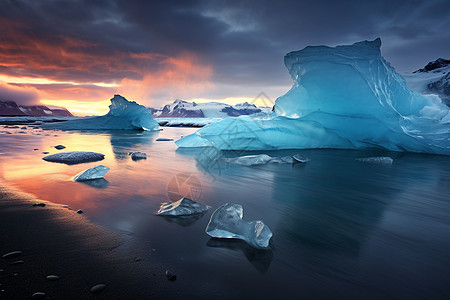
293,154 -> 310,163
43,151 -> 105,164
206,203 -> 272,249
223,154 -> 294,166
157,197 -> 209,216
41,95 -> 159,131
130,152 -> 146,160
177,39 -> 450,155
73,165 -> 110,181
356,157 -> 393,164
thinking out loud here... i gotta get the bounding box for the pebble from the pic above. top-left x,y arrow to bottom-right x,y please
42,152 -> 49,154
54,145 -> 66,150
31,292 -> 46,299
33,149 -> 39,151
2,251 -> 22,259
166,270 -> 176,281
76,209 -> 83,214
46,275 -> 60,281
90,284 -> 106,294
32,203 -> 46,207
10,260 -> 24,265
156,138 -> 174,141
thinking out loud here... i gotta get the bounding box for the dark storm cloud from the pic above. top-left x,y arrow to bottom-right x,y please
1,0 -> 449,97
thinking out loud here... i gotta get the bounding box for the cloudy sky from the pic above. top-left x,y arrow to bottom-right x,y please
1,0 -> 449,115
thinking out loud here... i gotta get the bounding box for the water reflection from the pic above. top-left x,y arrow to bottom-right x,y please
108,130 -> 159,159
79,178 -> 110,189
158,212 -> 207,227
207,238 -> 273,273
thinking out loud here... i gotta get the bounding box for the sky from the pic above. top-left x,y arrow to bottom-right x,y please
1,0 -> 449,115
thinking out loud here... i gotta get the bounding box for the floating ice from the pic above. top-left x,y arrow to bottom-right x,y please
130,152 -> 146,160
206,203 -> 273,249
223,154 -> 294,166
43,151 -> 105,164
177,39 -> 450,155
157,197 -> 209,216
293,154 -> 310,163
356,157 -> 393,164
41,95 -> 159,131
73,165 -> 110,181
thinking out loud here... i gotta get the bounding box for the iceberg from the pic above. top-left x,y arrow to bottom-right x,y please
176,39 -> 450,155
157,197 -> 209,216
206,203 -> 273,249
43,151 -> 105,164
41,95 -> 159,131
73,165 -> 110,181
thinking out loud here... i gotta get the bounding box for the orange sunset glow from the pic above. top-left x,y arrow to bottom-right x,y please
0,15 -> 216,115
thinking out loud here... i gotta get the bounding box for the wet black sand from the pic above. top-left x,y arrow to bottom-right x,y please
0,180 -> 181,299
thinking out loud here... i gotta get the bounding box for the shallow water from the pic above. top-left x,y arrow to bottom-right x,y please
1,125 -> 450,299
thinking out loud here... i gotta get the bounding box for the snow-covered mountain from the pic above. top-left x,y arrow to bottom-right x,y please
0,100 -> 73,117
403,58 -> 450,106
150,99 -> 271,118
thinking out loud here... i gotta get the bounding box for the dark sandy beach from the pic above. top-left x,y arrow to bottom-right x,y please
0,180 -> 181,299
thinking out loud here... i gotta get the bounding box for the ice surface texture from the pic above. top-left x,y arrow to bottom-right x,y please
157,197 -> 209,216
356,157 -> 393,164
206,203 -> 272,249
177,39 -> 450,155
73,165 -> 110,181
43,151 -> 105,164
41,95 -> 159,131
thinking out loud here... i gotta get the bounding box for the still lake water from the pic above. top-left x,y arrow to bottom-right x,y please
1,125 -> 450,299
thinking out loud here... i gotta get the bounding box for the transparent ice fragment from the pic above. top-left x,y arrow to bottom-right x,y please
206,203 -> 272,249
157,197 -> 209,216
73,165 -> 110,181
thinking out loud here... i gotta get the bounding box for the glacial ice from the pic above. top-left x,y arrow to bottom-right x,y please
176,39 -> 450,155
41,95 -> 159,131
356,157 -> 394,164
43,151 -> 105,164
206,203 -> 273,249
130,152 -> 146,160
293,154 -> 310,163
157,197 -> 209,216
73,165 -> 110,181
223,154 -> 294,166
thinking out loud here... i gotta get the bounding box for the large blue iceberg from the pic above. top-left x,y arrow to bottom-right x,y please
41,95 -> 159,131
176,39 -> 450,155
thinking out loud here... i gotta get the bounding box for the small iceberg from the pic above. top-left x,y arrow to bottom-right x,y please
293,154 -> 310,163
130,152 -> 147,160
157,197 -> 209,216
206,203 -> 273,249
41,95 -> 159,131
43,151 -> 105,164
356,157 -> 394,164
73,165 -> 110,181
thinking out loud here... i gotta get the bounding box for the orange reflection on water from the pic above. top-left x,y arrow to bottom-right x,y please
0,128 -> 210,217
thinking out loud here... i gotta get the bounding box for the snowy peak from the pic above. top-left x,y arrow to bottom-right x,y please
404,58 -> 450,106
151,99 -> 269,118
413,58 -> 450,73
0,100 -> 73,117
